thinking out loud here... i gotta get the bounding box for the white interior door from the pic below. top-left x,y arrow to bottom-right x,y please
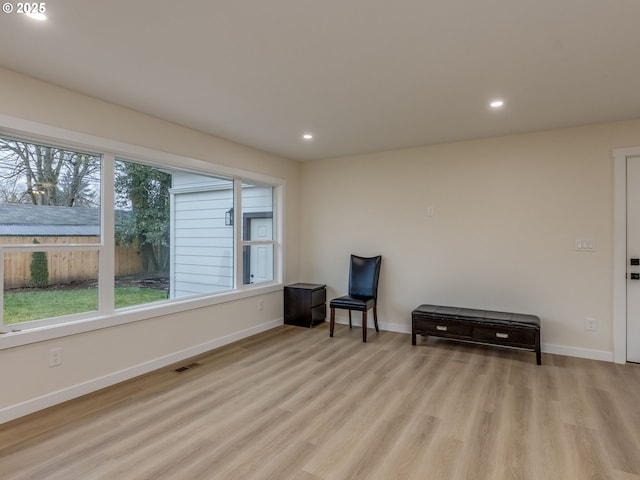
626,156 -> 640,362
249,218 -> 273,284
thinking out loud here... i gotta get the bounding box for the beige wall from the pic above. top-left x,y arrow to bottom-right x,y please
300,120 -> 640,357
0,67 -> 301,419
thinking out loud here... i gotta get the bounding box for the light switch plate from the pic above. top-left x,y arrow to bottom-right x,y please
575,239 -> 596,251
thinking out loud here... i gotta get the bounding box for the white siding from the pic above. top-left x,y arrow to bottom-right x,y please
171,172 -> 234,297
170,174 -> 274,296
242,186 -> 273,213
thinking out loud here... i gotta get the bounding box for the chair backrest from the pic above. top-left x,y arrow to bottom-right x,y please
348,254 -> 382,299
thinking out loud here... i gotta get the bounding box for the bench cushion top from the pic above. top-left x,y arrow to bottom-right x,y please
412,304 -> 540,328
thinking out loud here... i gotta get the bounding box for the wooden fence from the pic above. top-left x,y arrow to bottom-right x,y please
2,236 -> 144,289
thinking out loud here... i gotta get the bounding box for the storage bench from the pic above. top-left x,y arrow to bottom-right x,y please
411,304 -> 541,365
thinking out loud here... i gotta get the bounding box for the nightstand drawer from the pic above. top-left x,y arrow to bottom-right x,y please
311,288 -> 326,308
311,304 -> 326,323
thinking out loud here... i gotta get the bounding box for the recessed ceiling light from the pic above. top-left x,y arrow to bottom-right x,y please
26,12 -> 47,21
490,100 -> 504,108
302,133 -> 313,140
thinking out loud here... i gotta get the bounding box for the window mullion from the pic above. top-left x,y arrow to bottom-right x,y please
234,179 -> 243,290
275,185 -> 283,284
99,154 -> 115,314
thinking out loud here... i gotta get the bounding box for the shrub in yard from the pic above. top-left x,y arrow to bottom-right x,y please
30,239 -> 49,288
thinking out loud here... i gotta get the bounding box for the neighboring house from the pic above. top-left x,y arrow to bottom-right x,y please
0,204 -> 141,288
170,172 -> 273,298
0,203 -> 100,237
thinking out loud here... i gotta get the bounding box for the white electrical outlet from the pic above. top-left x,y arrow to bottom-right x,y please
49,347 -> 63,367
258,299 -> 264,311
585,318 -> 597,332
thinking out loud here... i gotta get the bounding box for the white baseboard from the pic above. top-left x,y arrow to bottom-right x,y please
335,319 -> 615,363
0,319 -> 282,425
541,343 -> 614,363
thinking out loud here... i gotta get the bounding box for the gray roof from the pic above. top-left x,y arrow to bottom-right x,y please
0,204 -> 100,236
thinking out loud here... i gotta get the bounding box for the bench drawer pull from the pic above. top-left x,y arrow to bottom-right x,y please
495,332 -> 509,339
436,325 -> 448,331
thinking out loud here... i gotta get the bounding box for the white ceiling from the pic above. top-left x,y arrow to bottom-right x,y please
0,0 -> 639,161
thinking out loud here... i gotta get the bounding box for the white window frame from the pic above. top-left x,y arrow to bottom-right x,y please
0,114 -> 284,350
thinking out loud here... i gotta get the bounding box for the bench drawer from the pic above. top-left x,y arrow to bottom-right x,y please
413,317 -> 472,337
473,326 -> 536,346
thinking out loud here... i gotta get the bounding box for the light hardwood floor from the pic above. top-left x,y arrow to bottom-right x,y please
2,324 -> 640,480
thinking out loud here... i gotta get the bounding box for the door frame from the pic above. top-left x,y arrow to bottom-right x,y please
613,146 -> 640,364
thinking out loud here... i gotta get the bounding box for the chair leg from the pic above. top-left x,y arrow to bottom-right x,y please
373,306 -> 379,332
330,307 -> 335,337
348,310 -> 352,328
362,310 -> 367,342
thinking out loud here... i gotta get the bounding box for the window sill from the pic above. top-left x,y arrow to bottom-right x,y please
0,283 -> 283,351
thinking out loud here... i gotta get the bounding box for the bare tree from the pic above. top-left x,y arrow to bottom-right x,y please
0,138 -> 100,206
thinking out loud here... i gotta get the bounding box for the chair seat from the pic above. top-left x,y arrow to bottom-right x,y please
330,295 -> 375,311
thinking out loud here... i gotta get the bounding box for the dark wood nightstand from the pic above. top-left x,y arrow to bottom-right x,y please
284,283 -> 326,327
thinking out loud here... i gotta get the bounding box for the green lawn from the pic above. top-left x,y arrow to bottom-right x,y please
4,287 -> 167,325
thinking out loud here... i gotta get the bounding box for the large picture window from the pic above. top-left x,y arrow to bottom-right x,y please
114,159 -> 237,308
0,132 -> 281,331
